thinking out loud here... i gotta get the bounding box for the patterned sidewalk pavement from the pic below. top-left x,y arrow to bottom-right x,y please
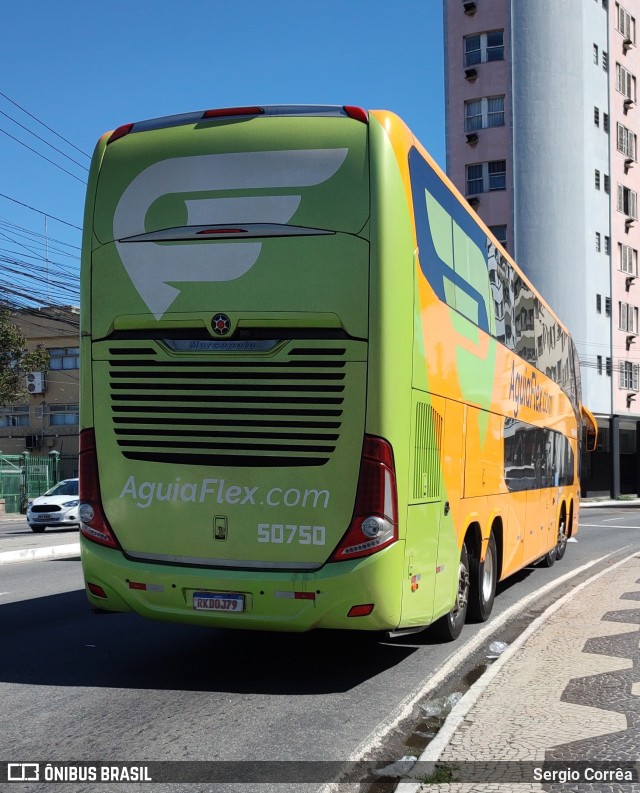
398,553 -> 640,792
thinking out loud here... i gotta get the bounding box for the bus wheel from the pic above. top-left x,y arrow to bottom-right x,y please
540,544 -> 557,568
468,534 -> 497,623
555,513 -> 568,561
433,544 -> 470,642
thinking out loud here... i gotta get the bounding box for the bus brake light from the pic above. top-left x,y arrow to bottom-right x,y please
202,106 -> 265,119
107,123 -> 134,145
343,106 -> 369,124
329,435 -> 398,562
79,428 -> 121,550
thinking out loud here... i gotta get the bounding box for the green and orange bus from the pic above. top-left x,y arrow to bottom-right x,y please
79,105 -> 595,639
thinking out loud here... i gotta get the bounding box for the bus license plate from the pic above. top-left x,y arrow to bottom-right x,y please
193,592 -> 244,612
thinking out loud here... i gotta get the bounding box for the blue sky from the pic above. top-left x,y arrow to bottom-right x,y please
0,0 -> 445,306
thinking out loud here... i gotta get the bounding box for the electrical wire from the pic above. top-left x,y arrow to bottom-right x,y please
0,126 -> 86,184
0,90 -> 90,159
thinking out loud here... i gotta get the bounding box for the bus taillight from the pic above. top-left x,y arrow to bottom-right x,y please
329,435 -> 398,562
202,106 -> 265,119
79,428 -> 121,550
343,106 -> 369,123
106,123 -> 134,144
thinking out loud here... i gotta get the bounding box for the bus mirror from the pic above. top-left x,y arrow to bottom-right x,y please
580,405 -> 598,452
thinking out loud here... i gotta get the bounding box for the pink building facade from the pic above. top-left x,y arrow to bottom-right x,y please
444,0 -> 640,496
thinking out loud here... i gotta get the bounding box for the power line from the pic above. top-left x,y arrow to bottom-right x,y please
0,193 -> 82,231
0,126 -> 86,184
0,109 -> 88,172
0,90 -> 90,159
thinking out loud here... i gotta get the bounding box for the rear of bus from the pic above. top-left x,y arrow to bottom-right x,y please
79,105 -> 405,631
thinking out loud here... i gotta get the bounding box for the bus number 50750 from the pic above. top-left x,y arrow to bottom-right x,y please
257,523 -> 326,545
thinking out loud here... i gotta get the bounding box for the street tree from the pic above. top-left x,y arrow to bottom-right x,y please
0,310 -> 49,406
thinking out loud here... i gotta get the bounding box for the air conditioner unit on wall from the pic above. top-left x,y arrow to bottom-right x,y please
26,371 -> 46,394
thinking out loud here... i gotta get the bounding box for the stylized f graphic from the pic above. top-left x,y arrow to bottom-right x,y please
113,148 -> 348,318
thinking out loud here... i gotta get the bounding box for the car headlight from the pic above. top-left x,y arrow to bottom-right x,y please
62,500 -> 80,507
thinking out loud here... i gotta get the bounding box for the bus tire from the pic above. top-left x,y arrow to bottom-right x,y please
432,544 -> 470,642
555,511 -> 568,561
468,533 -> 497,623
540,545 -> 557,567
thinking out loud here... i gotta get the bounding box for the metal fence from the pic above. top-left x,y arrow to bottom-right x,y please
0,453 -> 78,513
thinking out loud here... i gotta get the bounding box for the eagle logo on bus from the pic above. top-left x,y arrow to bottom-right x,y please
113,149 -> 348,319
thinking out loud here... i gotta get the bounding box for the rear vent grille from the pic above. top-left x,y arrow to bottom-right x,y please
108,345 -> 349,467
413,403 -> 443,500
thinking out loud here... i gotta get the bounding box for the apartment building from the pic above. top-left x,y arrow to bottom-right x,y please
0,306 -> 80,457
444,0 -> 640,496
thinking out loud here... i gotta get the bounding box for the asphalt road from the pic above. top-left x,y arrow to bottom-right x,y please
1,508 -> 639,792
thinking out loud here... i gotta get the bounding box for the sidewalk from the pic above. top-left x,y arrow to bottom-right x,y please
581,497 -> 640,508
0,522 -> 80,564
398,552 -> 640,792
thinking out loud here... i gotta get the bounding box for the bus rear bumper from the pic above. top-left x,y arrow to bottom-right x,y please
80,537 -> 405,632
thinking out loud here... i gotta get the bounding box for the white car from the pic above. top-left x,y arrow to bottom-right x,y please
27,478 -> 80,533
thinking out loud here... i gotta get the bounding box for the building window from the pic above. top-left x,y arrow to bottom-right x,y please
596,232 -> 602,252
49,404 -> 79,426
465,96 -> 505,131
603,51 -> 609,71
594,43 -> 599,64
489,224 -> 507,248
464,30 -> 504,66
465,160 -> 506,194
617,3 -> 636,43
597,355 -> 603,374
620,361 -> 640,390
604,174 -> 610,193
488,160 -> 506,190
606,357 -> 613,376
466,164 -> 483,193
606,297 -> 612,316
595,169 -> 601,190
619,301 -> 639,332
605,235 -> 611,254
48,347 -> 79,370
603,113 -> 610,133
0,405 -> 29,428
620,242 -> 638,274
616,63 -> 636,101
617,122 -> 637,159
594,107 -> 600,126
597,294 -> 602,313
618,184 -> 639,217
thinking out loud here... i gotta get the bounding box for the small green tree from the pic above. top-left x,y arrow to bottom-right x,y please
0,310 -> 49,406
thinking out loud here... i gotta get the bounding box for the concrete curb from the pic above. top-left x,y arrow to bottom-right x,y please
581,500 -> 640,508
394,552 -> 636,793
0,543 -> 80,565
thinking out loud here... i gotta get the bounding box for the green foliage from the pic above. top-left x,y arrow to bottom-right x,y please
0,311 -> 49,407
417,764 -> 458,784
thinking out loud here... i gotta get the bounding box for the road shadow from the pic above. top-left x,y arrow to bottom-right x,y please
0,584 -> 415,695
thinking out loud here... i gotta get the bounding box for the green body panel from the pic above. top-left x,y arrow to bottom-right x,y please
91,233 -> 368,340
82,536 -> 405,631
93,117 -> 369,245
93,335 -> 367,566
